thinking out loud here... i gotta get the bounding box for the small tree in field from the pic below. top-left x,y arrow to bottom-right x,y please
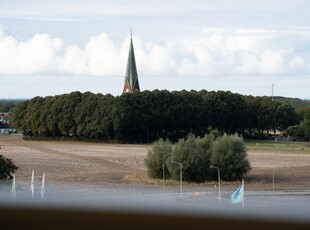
144,139 -> 172,179
211,134 -> 251,181
168,134 -> 214,183
0,155 -> 18,180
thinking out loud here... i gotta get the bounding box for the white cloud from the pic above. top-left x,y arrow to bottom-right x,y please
178,45 -> 216,77
177,28 -> 310,77
259,50 -> 286,75
59,45 -> 88,75
1,28 -> 310,78
85,33 -> 122,76
0,33 -> 63,74
288,56 -> 307,74
233,50 -> 260,75
133,38 -> 176,75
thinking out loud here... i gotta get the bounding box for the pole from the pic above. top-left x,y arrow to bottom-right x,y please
272,168 -> 275,190
163,155 -> 166,193
242,179 -> 245,209
171,161 -> 182,196
271,83 -> 274,101
163,156 -> 165,193
218,167 -> 221,200
163,155 -> 169,193
210,166 -> 221,199
180,163 -> 182,196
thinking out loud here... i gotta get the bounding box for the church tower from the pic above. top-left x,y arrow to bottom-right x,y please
122,32 -> 140,94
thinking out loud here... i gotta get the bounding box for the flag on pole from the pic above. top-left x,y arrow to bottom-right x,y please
231,179 -> 244,205
11,174 -> 16,199
31,169 -> 35,200
41,172 -> 45,200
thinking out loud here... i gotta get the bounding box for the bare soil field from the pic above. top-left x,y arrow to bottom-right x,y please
1,135 -> 310,191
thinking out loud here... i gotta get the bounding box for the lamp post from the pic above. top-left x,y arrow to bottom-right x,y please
210,166 -> 221,199
272,168 -> 275,190
171,161 -> 182,196
162,154 -> 170,193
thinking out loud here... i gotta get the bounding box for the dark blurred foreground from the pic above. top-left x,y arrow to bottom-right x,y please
0,187 -> 310,230
0,202 -> 309,230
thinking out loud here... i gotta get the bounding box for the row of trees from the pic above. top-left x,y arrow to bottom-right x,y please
0,100 -> 24,113
273,96 -> 310,112
145,134 -> 250,182
285,107 -> 310,141
10,90 -> 300,143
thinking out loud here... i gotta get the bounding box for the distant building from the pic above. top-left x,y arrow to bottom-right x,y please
122,32 -> 140,94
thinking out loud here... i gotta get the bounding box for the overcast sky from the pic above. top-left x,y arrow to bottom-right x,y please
1,0 -> 310,99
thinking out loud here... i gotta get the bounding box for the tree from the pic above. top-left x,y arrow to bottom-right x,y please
203,91 -> 248,134
75,92 -> 99,139
144,139 -> 173,179
287,107 -> 310,141
145,134 -> 251,183
284,125 -> 304,139
169,134 -> 214,182
0,155 -> 18,180
0,100 -> 23,113
91,94 -> 115,140
9,90 -> 301,142
300,110 -> 310,141
211,134 -> 251,181
57,91 -> 82,137
9,100 -> 29,133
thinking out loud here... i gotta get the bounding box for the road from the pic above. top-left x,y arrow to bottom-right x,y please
1,182 -> 310,225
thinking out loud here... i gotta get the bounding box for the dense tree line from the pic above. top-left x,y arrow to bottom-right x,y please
0,100 -> 24,113
285,106 -> 310,141
10,90 -> 299,143
273,96 -> 310,112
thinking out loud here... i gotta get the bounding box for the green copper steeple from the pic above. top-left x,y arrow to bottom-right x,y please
123,32 -> 140,94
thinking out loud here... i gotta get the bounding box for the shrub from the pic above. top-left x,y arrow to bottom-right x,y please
144,139 -> 172,179
211,134 -> 251,181
169,134 -> 214,183
145,134 -> 251,182
0,155 -> 18,180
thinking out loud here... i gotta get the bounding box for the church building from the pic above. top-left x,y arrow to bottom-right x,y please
122,33 -> 140,94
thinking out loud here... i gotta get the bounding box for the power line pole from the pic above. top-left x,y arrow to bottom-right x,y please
271,83 -> 274,101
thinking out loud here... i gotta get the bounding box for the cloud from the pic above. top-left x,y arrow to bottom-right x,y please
177,28 -> 310,77
1,28 -> 310,78
0,32 -> 63,75
59,45 -> 88,75
259,50 -> 286,75
59,33 -> 176,76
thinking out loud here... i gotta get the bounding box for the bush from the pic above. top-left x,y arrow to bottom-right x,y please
145,134 -> 251,182
211,134 -> 251,181
0,155 -> 18,180
144,139 -> 172,179
169,134 -> 214,183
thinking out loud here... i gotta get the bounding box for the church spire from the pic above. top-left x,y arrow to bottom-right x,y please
122,31 -> 140,94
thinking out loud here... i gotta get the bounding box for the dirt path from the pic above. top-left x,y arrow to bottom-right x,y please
1,135 -> 310,190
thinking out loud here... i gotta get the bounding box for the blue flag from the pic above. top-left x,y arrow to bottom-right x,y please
231,183 -> 244,204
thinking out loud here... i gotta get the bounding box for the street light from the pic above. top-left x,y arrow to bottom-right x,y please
272,168 -> 275,190
162,154 -> 170,193
171,161 -> 182,196
210,165 -> 221,199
